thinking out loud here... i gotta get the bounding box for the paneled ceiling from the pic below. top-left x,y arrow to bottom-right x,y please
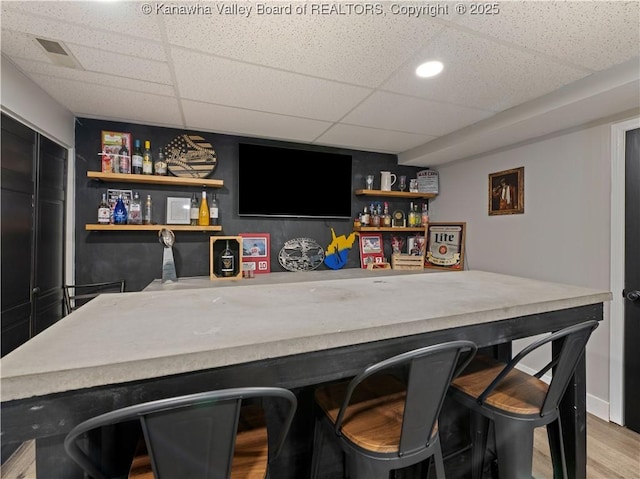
1,1 -> 639,166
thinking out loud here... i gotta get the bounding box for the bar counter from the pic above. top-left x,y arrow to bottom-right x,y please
1,269 -> 611,478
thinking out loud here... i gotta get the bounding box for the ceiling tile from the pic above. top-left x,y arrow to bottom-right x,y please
182,100 -> 333,143
11,58 -> 175,97
164,9 -> 446,87
3,1 -> 162,42
29,75 -> 182,127
382,27 -> 588,112
68,45 -> 172,85
456,1 -> 640,71
342,91 -> 494,136
172,47 -> 372,121
1,29 -> 51,63
316,124 -> 435,153
0,7 -> 166,62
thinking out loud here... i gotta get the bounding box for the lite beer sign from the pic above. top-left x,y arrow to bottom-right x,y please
427,225 -> 463,268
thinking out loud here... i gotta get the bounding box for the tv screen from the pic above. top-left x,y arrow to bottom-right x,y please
238,143 -> 353,219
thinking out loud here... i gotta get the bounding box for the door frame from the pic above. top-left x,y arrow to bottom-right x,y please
609,116 -> 640,425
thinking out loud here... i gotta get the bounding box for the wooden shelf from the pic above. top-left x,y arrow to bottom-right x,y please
355,226 -> 426,233
87,171 -> 223,188
354,189 -> 435,199
86,224 -> 222,232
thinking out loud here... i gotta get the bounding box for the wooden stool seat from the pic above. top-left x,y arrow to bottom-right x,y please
315,374 -> 438,453
451,354 -> 548,415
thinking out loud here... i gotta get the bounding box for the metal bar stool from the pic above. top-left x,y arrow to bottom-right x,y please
450,320 -> 599,479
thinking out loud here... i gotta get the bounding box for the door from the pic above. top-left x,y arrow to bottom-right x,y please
1,113 -> 66,356
623,127 -> 640,433
1,114 -> 36,354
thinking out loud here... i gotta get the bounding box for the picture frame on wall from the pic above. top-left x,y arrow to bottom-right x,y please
359,233 -> 384,268
489,167 -> 524,215
239,233 -> 271,274
425,222 -> 466,270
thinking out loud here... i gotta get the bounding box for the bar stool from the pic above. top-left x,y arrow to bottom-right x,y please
311,340 -> 477,479
64,387 -> 297,479
450,320 -> 599,479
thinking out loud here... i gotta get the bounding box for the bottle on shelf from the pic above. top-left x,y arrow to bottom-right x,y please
113,194 -> 128,225
143,195 -> 152,225
407,201 -> 417,227
132,139 -> 143,174
189,193 -> 199,226
128,191 -> 142,225
220,240 -> 235,277
421,203 -> 429,227
198,191 -> 210,226
142,140 -> 153,175
119,137 -> 131,174
97,193 -> 110,224
209,193 -> 219,226
360,206 -> 370,227
382,202 -> 391,228
101,150 -> 112,174
370,202 -> 380,227
154,148 -> 167,176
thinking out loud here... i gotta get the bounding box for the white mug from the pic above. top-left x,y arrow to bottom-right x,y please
380,171 -> 397,191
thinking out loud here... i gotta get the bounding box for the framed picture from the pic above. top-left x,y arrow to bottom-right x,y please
407,235 -> 426,256
359,233 -> 384,268
210,236 -> 243,280
489,167 -> 524,215
425,222 -> 466,270
166,197 -> 191,225
239,233 -> 271,274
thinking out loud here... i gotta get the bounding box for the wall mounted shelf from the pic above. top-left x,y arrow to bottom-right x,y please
354,226 -> 426,233
87,171 -> 223,188
85,224 -> 222,232
354,189 -> 436,199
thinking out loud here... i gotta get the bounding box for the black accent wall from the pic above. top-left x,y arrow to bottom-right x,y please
75,118 -> 425,291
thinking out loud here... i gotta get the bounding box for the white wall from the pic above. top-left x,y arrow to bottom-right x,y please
431,124 -> 613,418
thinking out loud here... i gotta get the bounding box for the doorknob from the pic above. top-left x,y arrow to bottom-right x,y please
626,290 -> 640,302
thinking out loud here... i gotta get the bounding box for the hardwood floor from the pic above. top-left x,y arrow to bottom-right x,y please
2,414 -> 638,478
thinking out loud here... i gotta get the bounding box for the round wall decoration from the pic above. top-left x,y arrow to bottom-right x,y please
278,238 -> 325,272
163,134 -> 217,178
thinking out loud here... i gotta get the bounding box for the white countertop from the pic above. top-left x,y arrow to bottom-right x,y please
0,270 -> 611,401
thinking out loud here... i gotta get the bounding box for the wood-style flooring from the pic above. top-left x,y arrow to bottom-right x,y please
2,414 -> 638,478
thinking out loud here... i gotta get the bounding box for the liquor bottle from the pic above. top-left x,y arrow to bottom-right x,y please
209,193 -> 219,225
189,193 -> 199,226
142,140 -> 153,175
97,193 -> 110,224
128,191 -> 142,225
143,195 -> 152,225
132,139 -> 143,174
113,194 -> 128,225
382,202 -> 391,228
361,206 -> 370,227
421,203 -> 429,227
119,137 -> 131,174
408,202 -> 417,227
198,191 -> 209,226
101,150 -> 112,174
154,148 -> 167,176
220,240 -> 235,277
371,202 -> 380,227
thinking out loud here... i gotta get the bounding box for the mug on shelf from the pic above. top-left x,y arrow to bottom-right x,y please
380,171 -> 397,191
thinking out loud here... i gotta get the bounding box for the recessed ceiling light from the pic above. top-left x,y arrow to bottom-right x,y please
416,61 -> 443,78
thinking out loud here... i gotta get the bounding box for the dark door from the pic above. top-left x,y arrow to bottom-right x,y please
623,127 -> 640,433
1,114 -> 66,356
1,114 -> 36,354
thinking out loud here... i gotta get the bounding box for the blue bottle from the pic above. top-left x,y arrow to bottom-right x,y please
113,194 -> 128,225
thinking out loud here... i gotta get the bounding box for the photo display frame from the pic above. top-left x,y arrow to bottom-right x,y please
489,167 -> 524,215
166,197 -> 191,225
359,233 -> 384,268
210,236 -> 243,280
425,222 -> 466,270
239,233 -> 271,274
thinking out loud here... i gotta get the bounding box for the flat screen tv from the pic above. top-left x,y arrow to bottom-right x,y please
238,143 -> 353,219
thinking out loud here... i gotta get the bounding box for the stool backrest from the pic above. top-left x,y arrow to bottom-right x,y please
477,320 -> 599,417
63,280 -> 125,315
334,340 -> 477,457
64,387 -> 297,479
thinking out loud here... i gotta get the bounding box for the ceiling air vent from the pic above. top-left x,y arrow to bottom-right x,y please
34,37 -> 83,70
